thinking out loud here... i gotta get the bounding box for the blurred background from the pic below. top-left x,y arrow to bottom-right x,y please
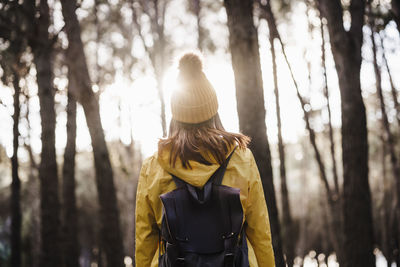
0,0 -> 399,266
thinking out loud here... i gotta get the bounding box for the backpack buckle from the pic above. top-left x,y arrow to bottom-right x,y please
222,232 -> 235,239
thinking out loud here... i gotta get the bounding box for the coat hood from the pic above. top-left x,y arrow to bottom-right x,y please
157,143 -> 236,188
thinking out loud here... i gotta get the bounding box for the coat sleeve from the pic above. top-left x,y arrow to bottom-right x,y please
245,152 -> 276,267
135,159 -> 159,267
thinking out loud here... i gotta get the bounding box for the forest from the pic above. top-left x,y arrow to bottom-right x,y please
0,0 -> 400,266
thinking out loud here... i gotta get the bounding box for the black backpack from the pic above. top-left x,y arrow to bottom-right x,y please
158,148 -> 249,267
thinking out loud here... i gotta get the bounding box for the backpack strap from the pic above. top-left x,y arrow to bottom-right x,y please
170,146 -> 237,202
171,175 -> 185,189
222,187 -> 244,265
213,146 -> 237,186
160,190 -> 187,264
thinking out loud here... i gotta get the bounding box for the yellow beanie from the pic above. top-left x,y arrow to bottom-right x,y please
171,53 -> 218,124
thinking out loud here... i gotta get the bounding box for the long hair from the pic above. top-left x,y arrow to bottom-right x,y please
158,113 -> 250,169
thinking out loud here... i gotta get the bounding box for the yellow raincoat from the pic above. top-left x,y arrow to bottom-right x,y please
135,145 -> 276,267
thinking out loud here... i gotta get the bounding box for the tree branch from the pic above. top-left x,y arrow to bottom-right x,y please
130,1 -> 154,62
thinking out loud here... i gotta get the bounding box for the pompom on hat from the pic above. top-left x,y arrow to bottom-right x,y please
171,53 -> 218,124
178,53 -> 203,76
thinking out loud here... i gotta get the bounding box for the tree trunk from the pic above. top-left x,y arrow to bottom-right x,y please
192,0 -> 204,51
62,89 -> 80,267
393,213 -> 400,265
11,71 -> 21,267
130,0 -> 168,137
305,17 -> 345,261
24,92 -> 41,267
270,34 -> 295,267
155,73 -> 167,137
378,31 -> 400,126
153,0 -> 168,137
380,132 -> 394,267
30,1 -> 62,266
370,20 -> 400,256
319,1 -> 375,266
60,1 -> 125,266
319,13 -> 340,196
284,34 -> 344,263
132,177 -> 139,266
396,228 -> 400,266
260,0 -> 344,261
223,0 -> 285,266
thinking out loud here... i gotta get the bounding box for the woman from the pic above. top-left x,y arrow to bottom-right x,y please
135,53 -> 275,267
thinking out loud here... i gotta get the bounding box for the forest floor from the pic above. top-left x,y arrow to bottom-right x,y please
296,250 -> 395,267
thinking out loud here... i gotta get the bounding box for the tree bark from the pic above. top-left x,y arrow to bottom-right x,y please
60,1 -> 125,266
30,1 -> 62,266
318,0 -> 375,266
370,20 -> 400,257
270,32 -> 295,267
11,71 -> 21,267
223,0 -> 285,266
62,89 -> 80,267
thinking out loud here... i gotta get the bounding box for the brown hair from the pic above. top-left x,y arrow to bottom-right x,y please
158,113 -> 250,169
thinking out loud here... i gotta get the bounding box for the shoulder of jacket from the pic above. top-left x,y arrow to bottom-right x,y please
140,153 -> 159,175
143,154 -> 157,165
233,147 -> 254,163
